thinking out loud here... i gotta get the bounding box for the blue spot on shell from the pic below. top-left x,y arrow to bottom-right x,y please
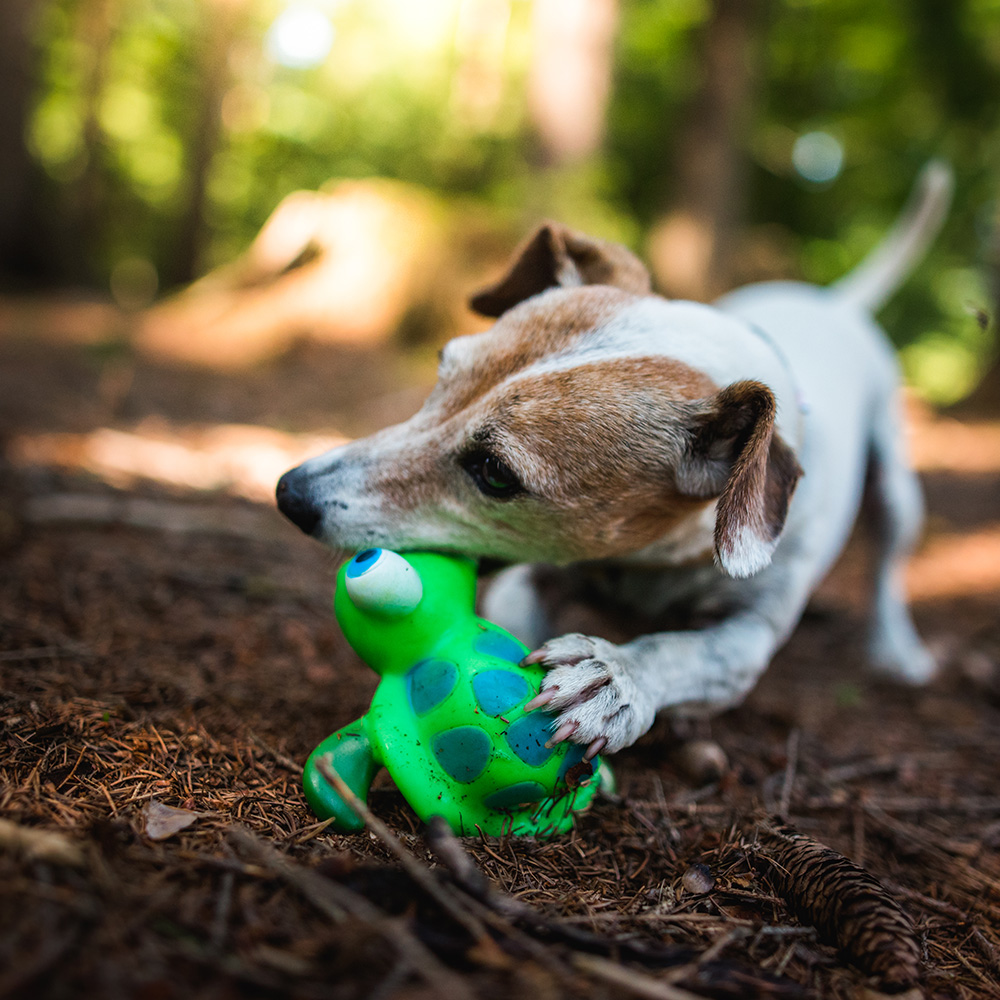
472,670 -> 529,717
506,714 -> 554,767
473,630 -> 525,663
406,659 -> 458,716
557,742 -> 587,779
484,781 -> 547,810
432,727 -> 491,783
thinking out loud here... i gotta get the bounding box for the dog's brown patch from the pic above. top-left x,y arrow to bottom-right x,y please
432,286 -> 637,421
479,356 -> 720,558
359,351 -> 722,560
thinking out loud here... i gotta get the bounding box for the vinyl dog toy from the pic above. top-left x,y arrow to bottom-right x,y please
303,548 -> 609,837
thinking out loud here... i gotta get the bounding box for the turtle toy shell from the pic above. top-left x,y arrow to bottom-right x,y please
303,548 -> 610,837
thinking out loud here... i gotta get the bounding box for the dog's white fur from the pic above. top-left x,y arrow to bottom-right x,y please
277,164 -> 951,757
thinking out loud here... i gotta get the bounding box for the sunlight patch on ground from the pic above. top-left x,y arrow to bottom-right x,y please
9,423 -> 346,501
0,296 -> 126,345
908,524 -> 1000,601
906,399 -> 1000,475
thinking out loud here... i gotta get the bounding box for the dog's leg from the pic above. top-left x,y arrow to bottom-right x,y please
862,397 -> 937,683
525,558 -> 815,753
481,565 -> 551,650
525,614 -> 782,754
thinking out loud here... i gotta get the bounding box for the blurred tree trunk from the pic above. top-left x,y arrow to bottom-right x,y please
648,0 -> 763,301
170,0 -> 242,287
0,0 -> 44,283
527,0 -> 618,167
71,0 -> 118,281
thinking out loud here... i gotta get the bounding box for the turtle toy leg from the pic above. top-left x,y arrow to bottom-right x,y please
303,717 -> 380,831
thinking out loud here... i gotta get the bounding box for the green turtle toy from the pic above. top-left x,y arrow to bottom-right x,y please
303,547 -> 611,837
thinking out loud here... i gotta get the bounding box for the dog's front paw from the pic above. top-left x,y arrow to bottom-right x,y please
523,634 -> 655,756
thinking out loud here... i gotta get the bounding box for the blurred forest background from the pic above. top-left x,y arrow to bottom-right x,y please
0,0 -> 998,405
8,8 -> 1000,997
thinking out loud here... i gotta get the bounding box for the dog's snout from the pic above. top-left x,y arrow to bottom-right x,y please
276,468 -> 321,536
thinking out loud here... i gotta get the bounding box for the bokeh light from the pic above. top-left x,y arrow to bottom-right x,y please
791,131 -> 844,185
266,4 -> 336,69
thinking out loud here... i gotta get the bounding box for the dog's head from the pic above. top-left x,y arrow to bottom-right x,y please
277,223 -> 801,577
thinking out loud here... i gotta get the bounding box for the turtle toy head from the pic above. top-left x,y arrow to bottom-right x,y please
335,548 -> 478,675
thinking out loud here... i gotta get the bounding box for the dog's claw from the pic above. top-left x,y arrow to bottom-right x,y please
520,634 -> 656,755
524,688 -> 557,712
545,720 -> 577,748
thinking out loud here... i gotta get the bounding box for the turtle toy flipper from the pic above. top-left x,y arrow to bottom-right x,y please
303,548 -> 610,838
302,718 -> 381,832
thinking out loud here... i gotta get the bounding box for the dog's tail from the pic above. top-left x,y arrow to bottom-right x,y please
831,161 -> 953,313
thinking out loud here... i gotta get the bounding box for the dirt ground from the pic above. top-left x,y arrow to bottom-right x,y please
1,324 -> 999,999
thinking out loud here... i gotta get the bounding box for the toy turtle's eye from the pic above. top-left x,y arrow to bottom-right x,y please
344,549 -> 423,618
461,451 -> 523,500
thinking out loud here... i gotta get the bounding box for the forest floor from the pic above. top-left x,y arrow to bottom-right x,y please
1,320 -> 999,999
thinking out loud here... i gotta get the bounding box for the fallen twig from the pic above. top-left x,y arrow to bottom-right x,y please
423,816 -> 811,1000
0,818 -> 87,868
778,729 -> 800,820
311,755 -> 495,950
423,814 -> 695,964
885,881 -> 1000,978
228,824 -> 476,1000
803,794 -> 1000,817
572,954 -> 705,1000
246,730 -> 304,775
22,493 -> 285,541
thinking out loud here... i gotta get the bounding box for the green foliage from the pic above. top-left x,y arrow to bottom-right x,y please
22,0 -> 1000,401
756,0 -> 1000,402
28,0 -> 537,281
592,0 -> 998,406
605,0 -> 708,222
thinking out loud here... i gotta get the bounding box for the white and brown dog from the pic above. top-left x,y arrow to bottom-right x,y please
277,164 -> 951,761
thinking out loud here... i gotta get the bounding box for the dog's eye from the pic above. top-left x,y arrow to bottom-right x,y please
461,452 -> 523,499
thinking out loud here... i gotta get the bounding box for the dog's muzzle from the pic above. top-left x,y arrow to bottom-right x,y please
276,468 -> 322,536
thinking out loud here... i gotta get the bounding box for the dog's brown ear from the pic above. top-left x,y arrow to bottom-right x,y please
677,381 -> 802,578
469,222 -> 652,318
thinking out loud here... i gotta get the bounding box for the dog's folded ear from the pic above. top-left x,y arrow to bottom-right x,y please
676,381 -> 802,578
469,222 -> 652,317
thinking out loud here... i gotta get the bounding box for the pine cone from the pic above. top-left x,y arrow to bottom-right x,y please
757,817 -> 920,992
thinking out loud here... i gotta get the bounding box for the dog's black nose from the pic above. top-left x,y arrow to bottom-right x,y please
276,469 -> 321,536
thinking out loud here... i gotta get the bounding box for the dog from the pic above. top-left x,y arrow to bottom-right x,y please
277,163 -> 951,761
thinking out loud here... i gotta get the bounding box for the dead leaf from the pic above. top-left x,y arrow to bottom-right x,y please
143,800 -> 203,840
